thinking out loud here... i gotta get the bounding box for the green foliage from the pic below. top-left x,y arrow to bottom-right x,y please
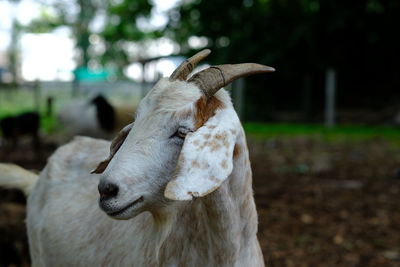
100,0 -> 156,68
244,122 -> 400,144
103,0 -> 153,42
40,113 -> 56,133
23,9 -> 65,33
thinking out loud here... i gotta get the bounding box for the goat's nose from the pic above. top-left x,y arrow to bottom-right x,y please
98,181 -> 119,199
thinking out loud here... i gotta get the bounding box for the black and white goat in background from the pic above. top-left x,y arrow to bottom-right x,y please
57,94 -> 136,141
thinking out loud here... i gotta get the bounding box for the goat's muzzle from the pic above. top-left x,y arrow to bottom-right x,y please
98,181 -> 119,200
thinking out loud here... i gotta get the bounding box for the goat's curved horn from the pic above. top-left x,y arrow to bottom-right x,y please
169,49 -> 211,81
188,63 -> 275,99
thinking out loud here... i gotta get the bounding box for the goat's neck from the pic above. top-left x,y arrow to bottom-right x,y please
201,131 -> 258,262
152,131 -> 258,265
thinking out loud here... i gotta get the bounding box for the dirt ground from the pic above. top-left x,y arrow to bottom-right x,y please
250,137 -> 400,267
0,136 -> 399,266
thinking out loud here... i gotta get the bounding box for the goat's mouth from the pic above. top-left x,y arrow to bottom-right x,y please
106,196 -> 144,217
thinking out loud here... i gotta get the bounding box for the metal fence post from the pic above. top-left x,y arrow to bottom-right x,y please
325,68 -> 336,128
232,78 -> 245,120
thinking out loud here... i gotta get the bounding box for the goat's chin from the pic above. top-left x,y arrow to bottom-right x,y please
108,208 -> 143,220
100,196 -> 145,220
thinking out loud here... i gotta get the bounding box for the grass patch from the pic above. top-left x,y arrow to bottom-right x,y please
0,90 -> 37,116
244,122 -> 400,143
40,114 -> 57,133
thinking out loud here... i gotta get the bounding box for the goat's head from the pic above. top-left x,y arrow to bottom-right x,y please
93,49 -> 274,219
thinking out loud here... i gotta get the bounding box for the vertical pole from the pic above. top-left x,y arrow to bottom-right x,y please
46,96 -> 54,117
34,79 -> 41,112
325,68 -> 336,128
141,62 -> 146,99
232,78 -> 245,120
72,75 -> 79,97
302,73 -> 312,121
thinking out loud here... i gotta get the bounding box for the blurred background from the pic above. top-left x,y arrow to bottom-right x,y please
0,0 -> 399,266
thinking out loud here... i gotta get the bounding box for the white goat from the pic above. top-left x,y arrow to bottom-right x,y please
0,49 -> 274,266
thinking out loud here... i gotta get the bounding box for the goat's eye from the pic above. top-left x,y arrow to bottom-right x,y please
172,127 -> 189,140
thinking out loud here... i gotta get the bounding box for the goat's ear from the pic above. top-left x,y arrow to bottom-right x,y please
91,123 -> 133,174
164,106 -> 240,200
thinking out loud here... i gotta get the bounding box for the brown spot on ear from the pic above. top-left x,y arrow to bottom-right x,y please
195,96 -> 224,129
207,133 -> 228,152
202,133 -> 211,139
233,144 -> 240,159
210,143 -> 222,152
220,160 -> 228,169
192,160 -> 201,168
222,139 -> 230,149
214,133 -> 223,140
209,175 -> 220,183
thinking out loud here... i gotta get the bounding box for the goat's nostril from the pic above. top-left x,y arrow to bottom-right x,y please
98,182 -> 119,199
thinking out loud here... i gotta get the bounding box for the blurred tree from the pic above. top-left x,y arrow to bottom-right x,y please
100,0 -> 155,70
8,20 -> 22,85
25,0 -> 105,69
25,0 -> 154,71
4,0 -> 23,85
165,0 -> 400,121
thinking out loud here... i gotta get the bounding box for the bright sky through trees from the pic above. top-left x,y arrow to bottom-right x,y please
0,0 -> 178,81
